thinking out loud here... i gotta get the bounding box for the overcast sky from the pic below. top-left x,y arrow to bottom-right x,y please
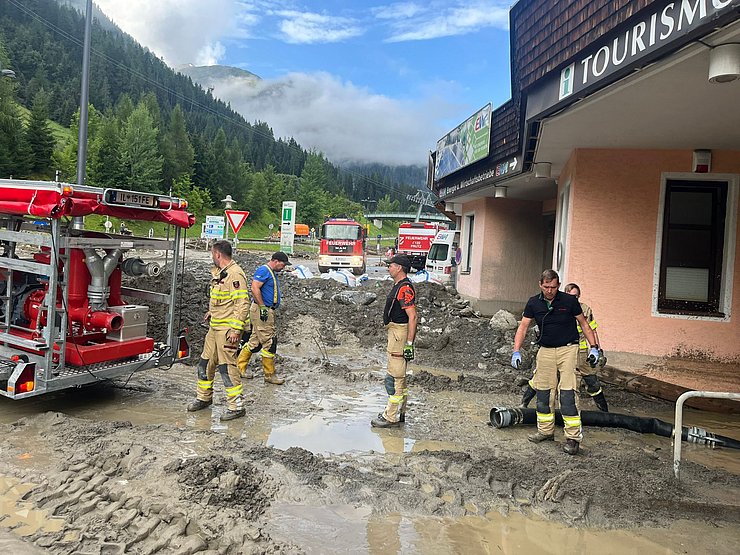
94,0 -> 513,166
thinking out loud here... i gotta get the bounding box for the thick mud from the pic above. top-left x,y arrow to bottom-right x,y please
1,249 -> 739,553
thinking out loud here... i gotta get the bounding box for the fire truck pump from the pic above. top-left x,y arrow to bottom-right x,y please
4,240 -> 161,366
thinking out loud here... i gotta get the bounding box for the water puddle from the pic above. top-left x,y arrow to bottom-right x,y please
0,475 -> 64,538
267,390 -> 461,455
267,503 -> 740,554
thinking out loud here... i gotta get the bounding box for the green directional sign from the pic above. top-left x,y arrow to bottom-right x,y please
282,207 -> 293,221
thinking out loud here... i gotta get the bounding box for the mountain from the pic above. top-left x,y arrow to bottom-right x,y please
0,0 -> 422,217
176,64 -> 261,89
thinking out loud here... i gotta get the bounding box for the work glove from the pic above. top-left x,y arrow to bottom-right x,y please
403,342 -> 415,361
259,306 -> 269,322
598,348 -> 607,368
587,346 -> 600,368
511,351 -> 522,370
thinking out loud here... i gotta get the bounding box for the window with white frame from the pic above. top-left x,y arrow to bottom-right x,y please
657,178 -> 732,316
463,214 -> 474,273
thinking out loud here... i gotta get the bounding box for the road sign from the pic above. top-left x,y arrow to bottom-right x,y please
225,210 -> 250,234
280,201 -> 296,254
202,215 -> 225,240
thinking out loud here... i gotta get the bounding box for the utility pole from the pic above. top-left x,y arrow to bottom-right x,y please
72,0 -> 93,230
406,191 -> 437,222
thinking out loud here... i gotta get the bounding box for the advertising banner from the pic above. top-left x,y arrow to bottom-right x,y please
434,103 -> 492,180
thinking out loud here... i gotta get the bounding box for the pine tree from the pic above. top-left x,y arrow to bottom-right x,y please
161,104 -> 194,188
118,103 -> 163,192
25,90 -> 56,175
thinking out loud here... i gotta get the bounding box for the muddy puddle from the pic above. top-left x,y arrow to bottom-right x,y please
266,502 -> 740,554
0,476 -> 64,540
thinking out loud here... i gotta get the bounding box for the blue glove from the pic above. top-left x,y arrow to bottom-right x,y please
403,342 -> 415,361
511,351 -> 522,370
259,306 -> 269,322
587,346 -> 600,368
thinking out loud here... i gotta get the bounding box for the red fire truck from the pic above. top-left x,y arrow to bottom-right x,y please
397,222 -> 442,271
318,218 -> 366,275
0,179 -> 194,399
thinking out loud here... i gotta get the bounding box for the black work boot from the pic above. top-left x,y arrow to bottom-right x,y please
187,399 -> 212,412
563,439 -> 580,455
371,415 -> 400,428
220,408 -> 246,421
593,392 -> 609,412
379,412 -> 406,423
528,432 -> 555,443
519,384 -> 537,408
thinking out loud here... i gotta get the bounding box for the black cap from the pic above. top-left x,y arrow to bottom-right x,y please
272,251 -> 290,264
385,254 -> 411,272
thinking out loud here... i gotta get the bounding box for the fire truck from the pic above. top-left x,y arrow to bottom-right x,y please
397,222 -> 443,271
0,179 -> 194,399
318,217 -> 366,275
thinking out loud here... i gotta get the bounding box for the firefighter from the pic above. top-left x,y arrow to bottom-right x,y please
519,283 -> 609,412
511,270 -> 602,455
187,240 -> 250,421
371,254 -> 417,428
237,251 -> 289,385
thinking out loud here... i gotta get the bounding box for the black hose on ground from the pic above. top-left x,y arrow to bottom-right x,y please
489,407 -> 740,450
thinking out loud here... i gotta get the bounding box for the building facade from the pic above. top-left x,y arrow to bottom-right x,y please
428,0 -> 740,361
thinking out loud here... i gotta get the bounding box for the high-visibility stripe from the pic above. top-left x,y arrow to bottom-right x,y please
210,318 -> 245,330
225,384 -> 243,396
562,415 -> 582,428
579,339 -> 588,350
260,348 -> 275,359
588,388 -> 603,396
197,380 -> 213,388
589,320 -> 598,330
536,412 -> 554,423
389,394 -> 404,404
528,379 -> 535,388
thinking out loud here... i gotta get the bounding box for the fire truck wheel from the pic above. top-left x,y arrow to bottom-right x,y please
318,265 -> 328,274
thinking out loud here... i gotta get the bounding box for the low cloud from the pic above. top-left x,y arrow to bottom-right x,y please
95,0 -> 250,66
212,72 -> 459,166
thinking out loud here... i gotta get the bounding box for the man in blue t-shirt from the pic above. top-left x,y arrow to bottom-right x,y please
237,251 -> 289,384
511,270 -> 602,455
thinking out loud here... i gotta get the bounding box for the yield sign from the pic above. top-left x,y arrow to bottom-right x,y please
225,210 -> 250,234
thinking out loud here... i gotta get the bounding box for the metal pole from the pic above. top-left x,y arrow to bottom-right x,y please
73,0 -> 93,230
673,390 -> 740,480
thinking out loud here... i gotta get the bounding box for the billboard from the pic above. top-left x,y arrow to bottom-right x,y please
434,103 -> 492,180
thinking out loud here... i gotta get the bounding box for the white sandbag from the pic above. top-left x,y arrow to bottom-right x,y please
322,269 -> 357,287
290,264 -> 314,279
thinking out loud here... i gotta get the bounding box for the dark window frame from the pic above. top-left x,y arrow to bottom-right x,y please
657,179 -> 727,316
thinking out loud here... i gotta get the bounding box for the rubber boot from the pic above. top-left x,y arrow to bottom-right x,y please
262,356 -> 284,385
520,384 -> 536,408
592,392 -> 609,412
237,349 -> 254,379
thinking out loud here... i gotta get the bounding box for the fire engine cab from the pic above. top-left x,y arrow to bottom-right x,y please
318,218 -> 366,275
0,179 -> 194,399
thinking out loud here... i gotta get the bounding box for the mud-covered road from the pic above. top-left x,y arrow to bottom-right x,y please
1,249 -> 739,554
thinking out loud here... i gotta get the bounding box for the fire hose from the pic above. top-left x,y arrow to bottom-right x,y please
489,407 -> 740,449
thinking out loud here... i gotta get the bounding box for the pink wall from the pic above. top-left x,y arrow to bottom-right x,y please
457,197 -> 543,309
563,149 -> 740,361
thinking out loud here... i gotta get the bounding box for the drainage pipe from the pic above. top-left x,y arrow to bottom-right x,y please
489,407 -> 740,450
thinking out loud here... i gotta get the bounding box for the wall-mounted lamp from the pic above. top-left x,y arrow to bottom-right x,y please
534,162 -> 552,179
494,186 -> 508,198
709,43 -> 740,83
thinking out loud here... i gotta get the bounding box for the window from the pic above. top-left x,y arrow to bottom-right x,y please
658,179 -> 727,315
463,214 -> 474,272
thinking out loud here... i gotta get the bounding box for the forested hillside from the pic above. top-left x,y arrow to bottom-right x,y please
0,0 -> 424,226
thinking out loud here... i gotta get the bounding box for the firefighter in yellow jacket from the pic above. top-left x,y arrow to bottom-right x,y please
187,240 -> 250,421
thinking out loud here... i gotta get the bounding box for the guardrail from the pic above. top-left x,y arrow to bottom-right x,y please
673,390 -> 740,479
